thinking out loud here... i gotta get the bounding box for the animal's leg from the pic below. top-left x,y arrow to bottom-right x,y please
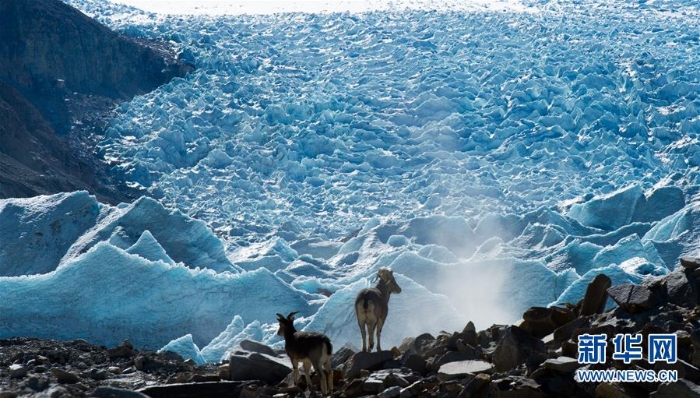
314,360 -> 327,396
358,321 -> 367,352
377,318 -> 385,352
367,322 -> 376,352
302,360 -> 313,391
292,360 -> 299,387
324,356 -> 333,394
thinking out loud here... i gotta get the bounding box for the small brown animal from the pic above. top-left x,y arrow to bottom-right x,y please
276,311 -> 333,395
354,268 -> 402,352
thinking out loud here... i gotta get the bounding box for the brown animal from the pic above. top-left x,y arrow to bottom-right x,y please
354,268 -> 402,352
276,311 -> 333,395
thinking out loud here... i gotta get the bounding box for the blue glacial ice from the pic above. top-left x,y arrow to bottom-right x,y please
3,0 -> 700,362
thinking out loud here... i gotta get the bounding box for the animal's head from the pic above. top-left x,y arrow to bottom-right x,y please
377,268 -> 402,294
276,311 -> 298,336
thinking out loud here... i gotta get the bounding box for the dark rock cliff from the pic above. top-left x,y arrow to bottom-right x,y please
0,0 -> 194,203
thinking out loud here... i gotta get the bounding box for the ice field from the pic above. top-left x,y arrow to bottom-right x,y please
2,0 -> 700,362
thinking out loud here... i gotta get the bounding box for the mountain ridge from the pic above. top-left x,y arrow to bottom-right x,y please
0,0 -> 194,203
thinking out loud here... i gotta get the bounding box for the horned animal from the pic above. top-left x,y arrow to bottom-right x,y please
355,268 -> 402,352
276,312 -> 333,396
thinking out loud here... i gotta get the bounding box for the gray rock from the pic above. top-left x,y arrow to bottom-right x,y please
379,385 -> 402,398
651,379 -> 700,398
607,283 -> 660,313
490,376 -> 546,397
681,257 -> 700,270
580,273 -> 612,316
553,317 -> 591,343
239,340 -> 276,357
24,376 -> 50,392
401,349 -> 427,375
399,333 -> 436,357
32,386 -> 71,398
364,377 -> 385,393
343,350 -> 395,380
50,367 -> 79,384
594,382 -> 635,398
91,386 -> 152,398
428,351 -> 476,372
89,368 -> 109,381
228,352 -> 291,384
458,373 -> 491,398
666,268 -> 698,307
138,381 -> 254,398
520,306 -> 575,338
542,356 -> 581,373
9,364 -> 27,379
437,360 -> 495,381
491,326 -> 547,372
461,322 -> 479,346
332,345 -> 356,368
654,359 -> 700,384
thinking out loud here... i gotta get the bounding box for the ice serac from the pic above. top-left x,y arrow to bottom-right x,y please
62,196 -> 240,273
158,334 -> 204,365
0,242 -> 313,348
567,186 -> 643,231
0,191 -> 100,276
644,199 -> 700,269
126,230 -> 176,265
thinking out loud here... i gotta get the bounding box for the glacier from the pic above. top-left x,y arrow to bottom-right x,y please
2,0 -> 700,363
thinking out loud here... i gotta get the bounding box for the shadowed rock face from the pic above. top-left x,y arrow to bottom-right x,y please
0,82 -> 99,199
0,0 -> 193,202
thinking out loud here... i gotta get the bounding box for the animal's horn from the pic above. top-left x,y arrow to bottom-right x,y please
287,311 -> 299,320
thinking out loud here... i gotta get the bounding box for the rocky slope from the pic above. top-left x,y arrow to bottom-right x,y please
3,257 -> 700,397
0,0 -> 193,203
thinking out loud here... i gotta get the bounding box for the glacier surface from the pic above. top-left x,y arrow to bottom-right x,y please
2,0 -> 700,362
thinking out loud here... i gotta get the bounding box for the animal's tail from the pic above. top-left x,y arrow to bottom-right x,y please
324,336 -> 333,356
362,298 -> 369,310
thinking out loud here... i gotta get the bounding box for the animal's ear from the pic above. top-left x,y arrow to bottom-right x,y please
276,313 -> 285,321
287,311 -> 299,321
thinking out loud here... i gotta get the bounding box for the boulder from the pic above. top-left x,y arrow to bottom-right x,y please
399,333 -> 436,357
228,352 -> 291,384
520,306 -> 575,338
401,349 -> 427,375
542,357 -> 581,373
680,257 -> 700,270
138,381 -> 253,398
553,317 -> 591,343
491,326 -> 547,372
595,382 -> 637,398
239,340 -> 276,357
9,364 -> 27,379
50,368 -> 79,384
92,386 -> 151,398
580,274 -> 612,316
343,350 -> 395,380
607,283 -> 660,314
651,379 -> 700,398
665,268 -> 699,307
437,360 -> 495,381
458,373 -> 491,398
332,345 -> 357,368
461,322 -> 479,347
490,376 -> 547,397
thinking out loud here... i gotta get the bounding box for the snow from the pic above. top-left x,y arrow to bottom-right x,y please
2,0 -> 700,363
